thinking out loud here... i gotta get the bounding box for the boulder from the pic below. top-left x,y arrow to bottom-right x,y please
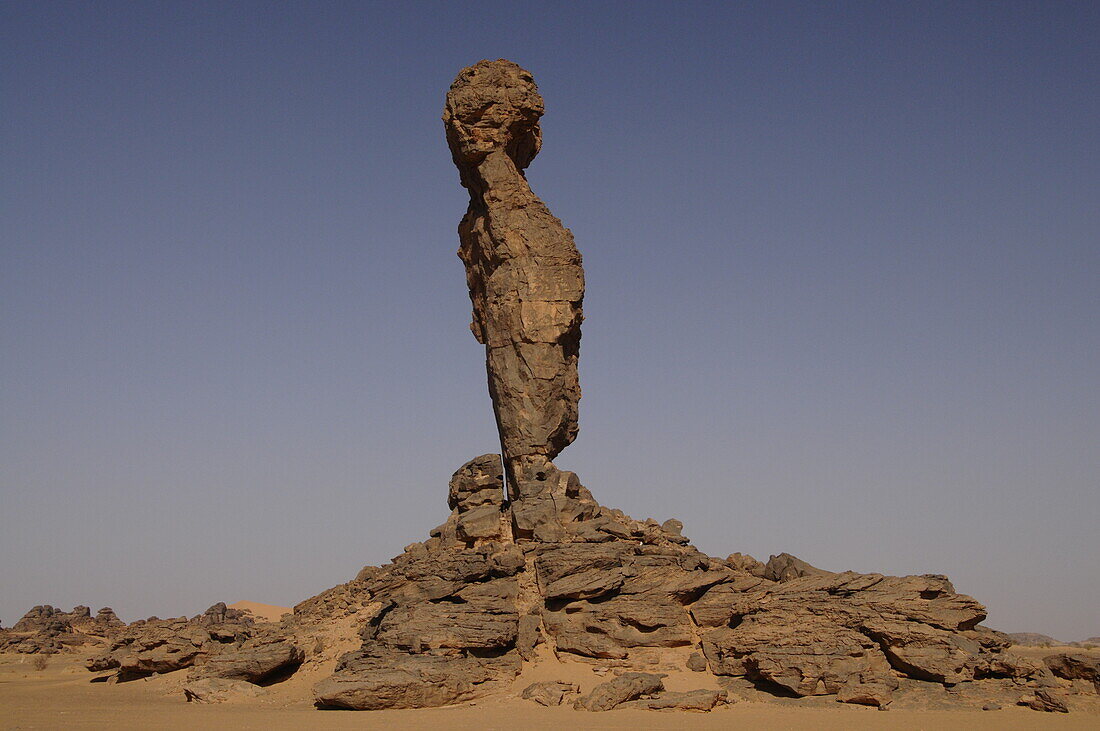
836,672 -> 900,707
184,677 -> 265,703
1018,689 -> 1070,713
687,651 -> 708,672
448,454 -> 505,512
1044,653 -> 1100,687
516,611 -> 543,660
763,553 -> 832,582
573,672 -> 666,711
520,680 -> 580,706
618,689 -> 726,711
314,648 -> 519,710
195,640 -> 303,683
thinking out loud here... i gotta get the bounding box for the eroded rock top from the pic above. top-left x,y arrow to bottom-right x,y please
444,59 -> 543,174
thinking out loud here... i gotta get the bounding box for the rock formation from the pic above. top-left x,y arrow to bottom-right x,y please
1,604 -> 124,654
305,58 -> 1099,714
444,59 -> 584,510
9,58 -> 1087,718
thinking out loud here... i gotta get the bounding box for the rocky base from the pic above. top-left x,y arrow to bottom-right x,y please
5,456 -> 1098,715
302,455 -> 1097,713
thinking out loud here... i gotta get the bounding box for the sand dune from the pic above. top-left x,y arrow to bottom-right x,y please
228,601 -> 291,623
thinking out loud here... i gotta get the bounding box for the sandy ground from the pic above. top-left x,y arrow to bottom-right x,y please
3,648 -> 1099,730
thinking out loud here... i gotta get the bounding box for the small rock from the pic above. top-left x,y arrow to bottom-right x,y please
686,652 -> 708,672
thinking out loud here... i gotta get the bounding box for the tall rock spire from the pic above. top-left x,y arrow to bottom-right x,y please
444,59 -> 584,506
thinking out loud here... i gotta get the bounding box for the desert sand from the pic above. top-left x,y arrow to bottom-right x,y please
3,646 -> 1097,730
227,601 -> 291,624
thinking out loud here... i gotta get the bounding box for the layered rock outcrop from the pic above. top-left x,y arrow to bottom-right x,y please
302,452 -> 1087,712
1,604 -> 124,654
444,59 -> 584,509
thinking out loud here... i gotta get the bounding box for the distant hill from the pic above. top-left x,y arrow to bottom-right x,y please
1007,632 -> 1062,646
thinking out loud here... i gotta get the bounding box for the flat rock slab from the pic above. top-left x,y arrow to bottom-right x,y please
618,689 -> 727,711
184,677 -> 265,704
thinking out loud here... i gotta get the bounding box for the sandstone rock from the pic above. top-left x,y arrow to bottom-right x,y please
516,611 -> 543,660
862,618 -> 984,684
836,672 -> 900,707
544,568 -> 624,601
573,672 -> 666,711
455,503 -> 506,542
448,454 -> 505,511
118,640 -> 205,676
1018,689 -> 1070,713
703,610 -> 892,695
314,648 -> 519,710
13,605 -> 65,632
195,640 -> 303,683
374,579 -> 519,652
521,680 -> 580,706
726,553 -> 767,577
697,569 -> 996,698
689,574 -> 773,627
193,601 -> 254,627
95,608 -> 124,627
763,553 -> 832,582
444,59 -> 584,507
687,651 -> 709,672
2,603 -> 127,654
1044,653 -> 1100,686
184,677 -> 265,703
85,609 -> 255,679
618,688 -> 726,711
279,62 -> 1029,716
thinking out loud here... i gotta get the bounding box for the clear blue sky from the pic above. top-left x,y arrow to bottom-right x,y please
2,1 -> 1097,639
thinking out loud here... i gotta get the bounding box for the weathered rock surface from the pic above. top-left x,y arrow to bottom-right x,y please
618,689 -> 726,711
2,604 -> 125,654
573,672 -> 666,711
1045,653 -> 1100,694
314,648 -> 519,710
521,680 -> 580,706
1019,688 -> 1070,713
309,541 -> 526,709
1045,653 -> 1100,682
84,604 -> 258,680
444,59 -> 584,507
193,640 -> 303,683
763,553 -> 833,582
183,677 -> 265,703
